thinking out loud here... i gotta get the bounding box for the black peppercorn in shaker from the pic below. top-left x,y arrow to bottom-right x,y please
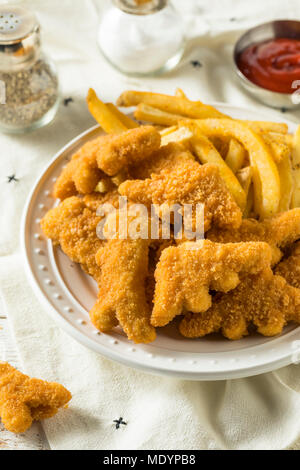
0,4 -> 60,133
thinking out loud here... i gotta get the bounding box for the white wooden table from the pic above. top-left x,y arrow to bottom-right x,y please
0,313 -> 49,450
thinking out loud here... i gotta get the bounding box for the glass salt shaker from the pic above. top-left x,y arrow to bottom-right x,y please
0,4 -> 60,133
98,0 -> 185,76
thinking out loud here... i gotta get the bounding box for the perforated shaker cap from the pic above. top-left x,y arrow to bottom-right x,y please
0,4 -> 39,44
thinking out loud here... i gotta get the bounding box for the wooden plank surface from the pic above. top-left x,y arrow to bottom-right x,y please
0,315 -> 49,450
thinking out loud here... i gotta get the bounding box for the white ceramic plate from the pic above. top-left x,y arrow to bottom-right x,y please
22,104 -> 300,381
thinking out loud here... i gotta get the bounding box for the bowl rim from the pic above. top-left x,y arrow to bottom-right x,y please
233,19 -> 300,98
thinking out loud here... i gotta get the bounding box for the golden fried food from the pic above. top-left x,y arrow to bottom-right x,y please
151,240 -> 272,327
97,125 -> 161,176
87,88 -> 128,134
180,269 -> 300,340
146,238 -> 175,306
82,190 -> 120,212
90,238 -> 156,344
191,134 -> 246,209
42,88 -> 300,345
40,194 -> 116,282
117,90 -> 227,119
275,241 -> 300,289
207,208 -> 300,265
187,119 -> 281,218
119,162 -> 242,232
0,362 -> 71,434
53,136 -> 109,199
129,142 -> 195,179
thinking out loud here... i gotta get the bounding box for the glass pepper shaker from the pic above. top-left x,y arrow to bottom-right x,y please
0,4 -> 60,134
98,0 -> 185,76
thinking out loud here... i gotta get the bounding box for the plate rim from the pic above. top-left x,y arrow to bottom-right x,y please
21,102 -> 300,381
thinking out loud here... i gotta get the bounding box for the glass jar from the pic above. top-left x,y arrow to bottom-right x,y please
98,0 -> 185,76
0,4 -> 60,134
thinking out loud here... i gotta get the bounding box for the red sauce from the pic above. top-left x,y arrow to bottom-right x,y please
237,38 -> 300,94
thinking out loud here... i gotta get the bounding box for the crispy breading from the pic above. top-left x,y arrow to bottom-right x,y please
0,362 -> 71,434
97,125 -> 161,176
82,190 -> 120,212
146,238 -> 175,306
90,238 -> 156,344
129,142 -> 195,179
151,240 -> 272,327
40,194 -> 113,282
41,195 -> 157,343
275,241 -> 300,288
53,136 -> 109,199
180,270 -> 300,340
119,162 -> 242,232
207,209 -> 300,265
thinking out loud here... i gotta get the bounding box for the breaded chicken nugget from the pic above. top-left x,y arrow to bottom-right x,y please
82,190 -> 120,212
97,125 -> 161,176
40,193 -> 117,282
151,240 -> 272,327
146,238 -> 175,307
54,136 -> 109,199
180,270 -> 300,340
275,241 -> 300,288
0,362 -> 71,434
129,142 -> 195,179
119,162 -> 242,232
207,209 -> 300,265
90,238 -> 156,344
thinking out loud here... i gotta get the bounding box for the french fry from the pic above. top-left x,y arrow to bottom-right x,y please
262,134 -> 291,163
95,177 -> 115,193
106,103 -> 139,129
225,139 -> 247,173
266,132 -> 293,147
160,125 -> 178,137
291,126 -> 300,208
242,121 -> 288,134
244,184 -> 254,218
236,166 -> 253,218
190,134 -> 246,210
188,119 -> 281,218
175,88 -> 188,99
87,89 -> 127,134
277,154 -> 294,212
236,166 -> 253,196
210,137 -> 230,159
161,126 -> 193,146
292,125 -> 300,166
117,91 -> 289,134
135,103 -> 186,127
117,90 -> 228,119
291,168 -> 300,208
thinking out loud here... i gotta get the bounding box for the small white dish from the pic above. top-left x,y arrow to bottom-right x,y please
21,103 -> 300,381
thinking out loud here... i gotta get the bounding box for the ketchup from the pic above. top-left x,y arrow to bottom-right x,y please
237,38 -> 300,94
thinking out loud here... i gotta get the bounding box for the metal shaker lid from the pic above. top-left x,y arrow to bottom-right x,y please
0,4 -> 39,44
0,5 -> 40,69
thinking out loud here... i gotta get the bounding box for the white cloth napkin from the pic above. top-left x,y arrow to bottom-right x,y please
1,0 -> 300,450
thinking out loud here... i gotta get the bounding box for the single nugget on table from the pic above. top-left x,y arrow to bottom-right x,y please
0,362 -> 71,434
180,269 -> 300,340
40,192 -> 119,282
97,125 -> 161,176
275,241 -> 300,288
90,237 -> 156,344
151,240 -> 272,327
119,161 -> 242,232
53,136 -> 109,199
207,209 -> 300,265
